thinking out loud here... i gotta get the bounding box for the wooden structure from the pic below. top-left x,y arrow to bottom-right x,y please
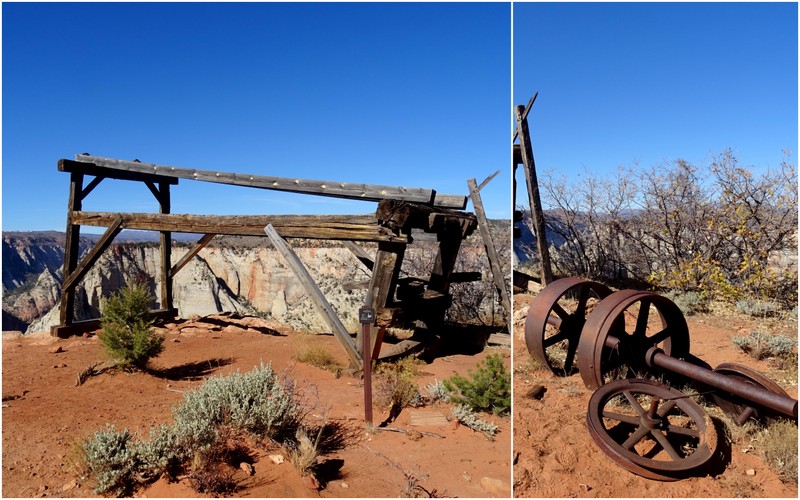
513,93 -> 553,287
53,154 -> 478,369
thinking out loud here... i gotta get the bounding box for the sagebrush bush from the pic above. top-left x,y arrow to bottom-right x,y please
667,291 -> 708,316
451,404 -> 498,439
735,299 -> 782,318
425,380 -> 451,403
100,282 -> 163,369
83,363 -> 304,496
172,362 -> 301,451
731,331 -> 797,360
82,425 -> 139,496
443,353 -> 510,415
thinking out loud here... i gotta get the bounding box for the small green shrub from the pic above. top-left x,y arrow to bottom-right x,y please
667,291 -> 708,316
294,345 -> 342,377
732,331 -> 797,360
443,353 -> 510,415
451,404 -> 498,439
100,283 -> 163,369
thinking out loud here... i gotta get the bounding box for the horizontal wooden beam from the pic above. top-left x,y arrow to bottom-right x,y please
71,155 -> 466,209
59,159 -> 179,185
50,308 -> 178,338
71,212 -> 408,243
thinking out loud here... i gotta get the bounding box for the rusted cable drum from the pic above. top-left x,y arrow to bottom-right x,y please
711,362 -> 794,425
586,378 -> 717,481
524,277 -> 611,376
577,290 -> 690,390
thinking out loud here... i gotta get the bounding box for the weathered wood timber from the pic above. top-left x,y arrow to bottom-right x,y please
515,101 -> 553,285
51,309 -> 178,339
170,234 -> 217,278
468,176 -> 510,315
264,224 -> 363,370
61,216 -> 123,292
72,212 -> 408,242
342,240 -> 375,271
71,155 -> 467,209
376,199 -> 478,236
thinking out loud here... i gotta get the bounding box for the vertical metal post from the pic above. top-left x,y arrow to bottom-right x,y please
359,292 -> 376,425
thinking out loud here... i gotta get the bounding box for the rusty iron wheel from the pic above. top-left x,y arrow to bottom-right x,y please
524,277 -> 611,376
586,378 -> 718,481
577,290 -> 690,390
710,362 -> 792,425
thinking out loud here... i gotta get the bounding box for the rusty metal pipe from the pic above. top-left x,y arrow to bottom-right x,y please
645,347 -> 798,419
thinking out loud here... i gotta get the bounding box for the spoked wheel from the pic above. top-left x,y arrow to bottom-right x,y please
711,362 -> 793,425
524,277 -> 611,376
577,290 -> 691,390
586,378 -> 718,481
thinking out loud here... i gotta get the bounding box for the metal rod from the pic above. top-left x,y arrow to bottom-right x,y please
646,348 -> 798,418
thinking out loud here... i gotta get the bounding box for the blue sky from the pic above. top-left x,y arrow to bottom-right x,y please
2,2 -> 511,232
514,2 -> 798,208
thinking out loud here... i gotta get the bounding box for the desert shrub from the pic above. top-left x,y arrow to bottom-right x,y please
451,404 -> 498,439
443,353 -> 510,415
667,291 -> 708,316
294,345 -> 342,377
100,282 -> 163,369
757,419 -> 798,483
735,299 -> 782,318
129,424 -> 181,480
172,362 -> 300,452
425,380 -> 451,403
731,331 -> 797,361
82,425 -> 139,496
375,357 -> 422,411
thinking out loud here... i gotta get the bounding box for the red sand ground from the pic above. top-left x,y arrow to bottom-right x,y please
512,292 -> 798,498
2,315 -> 511,498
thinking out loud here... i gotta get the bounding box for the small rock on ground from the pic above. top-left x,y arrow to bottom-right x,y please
480,476 -> 510,497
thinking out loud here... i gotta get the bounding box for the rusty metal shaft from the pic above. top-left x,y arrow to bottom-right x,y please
645,347 -> 798,419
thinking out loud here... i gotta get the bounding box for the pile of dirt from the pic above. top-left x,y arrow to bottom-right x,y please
2,315 -> 510,498
512,292 -> 798,498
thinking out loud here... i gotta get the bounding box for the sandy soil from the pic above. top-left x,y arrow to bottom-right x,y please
2,315 -> 511,498
512,292 -> 798,498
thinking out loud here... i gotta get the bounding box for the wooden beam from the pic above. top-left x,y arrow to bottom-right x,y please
468,177 -> 511,316
170,233 -> 216,278
58,170 -> 84,328
476,169 -> 500,193
59,158 -> 178,185
51,308 -> 178,338
157,182 -> 172,310
511,92 -> 538,142
79,176 -> 104,201
72,155 -> 467,209
515,103 -> 553,285
360,242 -> 405,357
376,199 -> 477,236
71,211 -> 408,243
342,240 -> 374,271
264,224 -> 363,370
62,217 -> 124,292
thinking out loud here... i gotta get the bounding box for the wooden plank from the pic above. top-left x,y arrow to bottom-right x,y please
62,217 -> 123,292
264,224 -> 362,370
157,182 -> 173,310
377,199 -> 477,235
487,333 -> 511,347
59,158 -> 178,185
378,339 -> 422,360
360,242 -> 405,357
71,211 -> 408,242
170,233 -> 216,278
515,103 -> 553,285
342,240 -> 374,271
79,175 -> 104,201
468,177 -> 510,316
73,155 -> 467,209
476,169 -> 500,193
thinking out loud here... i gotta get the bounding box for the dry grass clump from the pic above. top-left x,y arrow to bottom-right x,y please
294,344 -> 343,377
757,419 -> 798,483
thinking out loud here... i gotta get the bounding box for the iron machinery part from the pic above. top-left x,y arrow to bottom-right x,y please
577,290 -> 690,390
710,362 -> 794,425
524,277 -> 612,376
586,378 -> 718,481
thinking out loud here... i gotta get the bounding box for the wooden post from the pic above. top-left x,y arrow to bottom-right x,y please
157,182 -> 172,310
264,224 -> 363,370
467,177 -> 510,315
357,242 -> 405,357
515,102 -> 553,285
56,170 -> 84,333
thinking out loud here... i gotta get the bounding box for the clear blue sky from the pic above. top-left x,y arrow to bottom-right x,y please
2,2 -> 511,232
513,2 -> 798,208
